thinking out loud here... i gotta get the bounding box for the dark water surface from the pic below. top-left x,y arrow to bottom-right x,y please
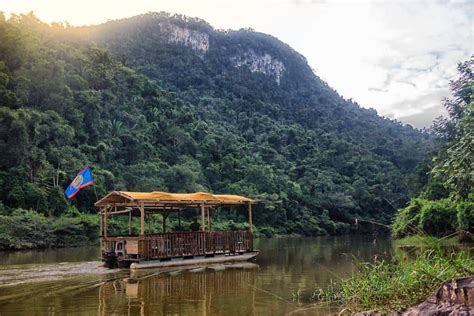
0,235 -> 392,315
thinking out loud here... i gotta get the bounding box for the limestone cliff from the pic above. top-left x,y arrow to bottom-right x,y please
160,22 -> 209,53
231,49 -> 286,84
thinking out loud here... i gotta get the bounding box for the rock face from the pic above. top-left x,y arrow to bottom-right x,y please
231,49 -> 286,84
353,276 -> 474,316
403,276 -> 474,316
151,22 -> 287,83
160,22 -> 210,53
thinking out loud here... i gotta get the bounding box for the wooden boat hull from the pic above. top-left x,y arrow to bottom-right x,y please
128,251 -> 259,270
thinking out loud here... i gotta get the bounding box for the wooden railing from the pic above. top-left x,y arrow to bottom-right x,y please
101,230 -> 253,261
138,230 -> 253,260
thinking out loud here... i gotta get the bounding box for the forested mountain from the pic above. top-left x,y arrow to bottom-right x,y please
0,12 -> 433,243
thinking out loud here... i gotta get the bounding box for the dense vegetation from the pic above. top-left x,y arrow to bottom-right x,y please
0,12 -> 433,249
0,209 -> 97,249
392,58 -> 473,239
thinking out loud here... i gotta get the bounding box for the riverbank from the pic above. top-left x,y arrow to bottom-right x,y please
316,248 -> 474,314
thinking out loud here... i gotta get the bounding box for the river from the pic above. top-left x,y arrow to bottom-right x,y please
0,235 -> 393,315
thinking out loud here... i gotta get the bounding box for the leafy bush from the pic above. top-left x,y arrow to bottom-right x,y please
0,208 -> 99,250
0,209 -> 54,249
457,198 -> 474,231
256,225 -> 275,237
53,213 -> 99,247
392,198 -> 424,238
418,199 -> 457,236
392,198 -> 470,238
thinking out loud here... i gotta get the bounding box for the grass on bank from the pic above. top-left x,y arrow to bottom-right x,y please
394,233 -> 461,248
315,248 -> 474,313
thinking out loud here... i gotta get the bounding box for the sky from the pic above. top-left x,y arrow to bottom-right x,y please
3,0 -> 473,127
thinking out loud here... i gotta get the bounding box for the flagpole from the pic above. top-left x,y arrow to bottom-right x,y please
93,185 -> 99,201
90,164 -> 98,201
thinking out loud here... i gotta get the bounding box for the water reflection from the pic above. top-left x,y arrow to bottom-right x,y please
254,235 -> 393,302
98,264 -> 259,315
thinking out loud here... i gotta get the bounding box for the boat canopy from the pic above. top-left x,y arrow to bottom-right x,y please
95,191 -> 255,214
96,191 -> 256,236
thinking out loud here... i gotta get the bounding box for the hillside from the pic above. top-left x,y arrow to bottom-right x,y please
0,12 -> 433,242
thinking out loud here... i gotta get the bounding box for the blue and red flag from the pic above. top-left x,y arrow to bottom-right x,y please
64,165 -> 94,199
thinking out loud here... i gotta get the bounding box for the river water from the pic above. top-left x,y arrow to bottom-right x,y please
0,235 -> 393,315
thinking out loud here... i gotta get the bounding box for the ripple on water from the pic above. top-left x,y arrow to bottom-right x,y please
0,261 -> 118,287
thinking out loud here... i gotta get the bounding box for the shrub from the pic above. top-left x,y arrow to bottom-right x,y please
418,199 -> 457,236
0,208 -> 99,250
392,198 -> 469,238
0,209 -> 54,250
257,225 -> 275,237
457,199 -> 474,231
52,214 -> 99,247
392,198 -> 424,238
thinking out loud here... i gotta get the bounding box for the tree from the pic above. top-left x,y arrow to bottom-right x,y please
431,58 -> 473,200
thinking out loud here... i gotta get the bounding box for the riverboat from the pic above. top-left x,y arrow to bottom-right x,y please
95,191 -> 258,269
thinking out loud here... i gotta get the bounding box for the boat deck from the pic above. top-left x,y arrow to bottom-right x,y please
101,230 -> 255,268
129,251 -> 259,270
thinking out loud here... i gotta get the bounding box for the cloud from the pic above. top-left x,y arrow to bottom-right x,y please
349,0 -> 472,127
390,89 -> 449,126
398,104 -> 448,128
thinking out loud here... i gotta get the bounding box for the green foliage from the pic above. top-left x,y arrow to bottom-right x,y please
392,198 -> 424,238
418,199 -> 457,236
52,212 -> 99,247
0,12 -> 432,245
431,60 -> 473,200
0,208 -> 98,250
0,209 -> 54,249
315,250 -> 474,313
457,198 -> 474,231
392,198 -> 472,238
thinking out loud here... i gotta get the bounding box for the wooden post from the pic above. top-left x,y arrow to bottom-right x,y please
99,208 -> 104,255
178,209 -> 181,231
162,212 -> 168,232
128,210 -> 132,235
200,203 -> 205,231
147,212 -> 151,232
207,208 -> 211,232
209,209 -> 213,231
104,207 -> 108,238
247,202 -> 253,233
139,203 -> 145,235
99,208 -> 103,236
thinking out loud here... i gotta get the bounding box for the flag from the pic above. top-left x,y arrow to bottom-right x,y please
64,165 -> 94,199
